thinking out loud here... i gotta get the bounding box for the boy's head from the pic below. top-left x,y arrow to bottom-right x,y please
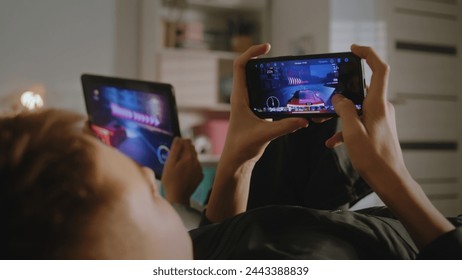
0,109 -> 192,259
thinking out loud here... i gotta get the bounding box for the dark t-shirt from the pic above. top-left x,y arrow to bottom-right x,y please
190,206 -> 421,259
418,225 -> 462,259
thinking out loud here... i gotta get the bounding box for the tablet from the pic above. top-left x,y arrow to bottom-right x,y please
81,74 -> 181,179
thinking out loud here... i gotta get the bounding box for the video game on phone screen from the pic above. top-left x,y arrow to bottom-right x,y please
248,56 -> 364,116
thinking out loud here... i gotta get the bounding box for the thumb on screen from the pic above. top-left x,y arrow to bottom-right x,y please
331,94 -> 358,120
325,94 -> 365,148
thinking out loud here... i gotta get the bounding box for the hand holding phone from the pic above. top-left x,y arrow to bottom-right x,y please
246,52 -> 366,119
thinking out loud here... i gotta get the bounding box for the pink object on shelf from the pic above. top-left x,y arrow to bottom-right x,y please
201,119 -> 229,155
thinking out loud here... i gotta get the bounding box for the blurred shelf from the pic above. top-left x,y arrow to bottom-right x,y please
178,103 -> 230,112
186,0 -> 267,11
159,47 -> 239,60
199,153 -> 220,166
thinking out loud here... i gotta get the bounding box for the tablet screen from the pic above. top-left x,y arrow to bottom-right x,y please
81,74 -> 181,179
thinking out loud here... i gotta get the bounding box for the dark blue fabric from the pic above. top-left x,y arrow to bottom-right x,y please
248,119 -> 371,210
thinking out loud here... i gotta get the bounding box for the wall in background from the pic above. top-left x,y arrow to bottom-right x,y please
329,0 -> 462,215
0,0 -> 139,114
270,0 -> 330,56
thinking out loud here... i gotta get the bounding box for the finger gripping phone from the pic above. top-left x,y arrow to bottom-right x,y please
245,52 -> 366,118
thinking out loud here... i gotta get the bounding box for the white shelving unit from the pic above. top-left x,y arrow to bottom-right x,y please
140,0 -> 269,111
155,48 -> 235,109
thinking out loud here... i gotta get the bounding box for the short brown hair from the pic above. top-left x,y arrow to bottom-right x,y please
0,109 -> 108,259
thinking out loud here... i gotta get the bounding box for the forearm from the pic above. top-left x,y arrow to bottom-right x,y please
329,44 -> 456,252
205,154 -> 256,223
202,43 -> 308,223
366,164 -> 455,249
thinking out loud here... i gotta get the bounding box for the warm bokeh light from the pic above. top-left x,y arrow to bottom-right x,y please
20,91 -> 44,110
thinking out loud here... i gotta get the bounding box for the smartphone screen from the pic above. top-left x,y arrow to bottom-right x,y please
246,52 -> 366,118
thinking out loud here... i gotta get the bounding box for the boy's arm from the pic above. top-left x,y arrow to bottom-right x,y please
326,45 -> 455,249
205,44 -> 309,223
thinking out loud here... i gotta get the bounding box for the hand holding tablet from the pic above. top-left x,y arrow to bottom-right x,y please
81,74 -> 181,179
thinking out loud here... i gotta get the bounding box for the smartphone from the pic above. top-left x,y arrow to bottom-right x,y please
246,52 -> 366,118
